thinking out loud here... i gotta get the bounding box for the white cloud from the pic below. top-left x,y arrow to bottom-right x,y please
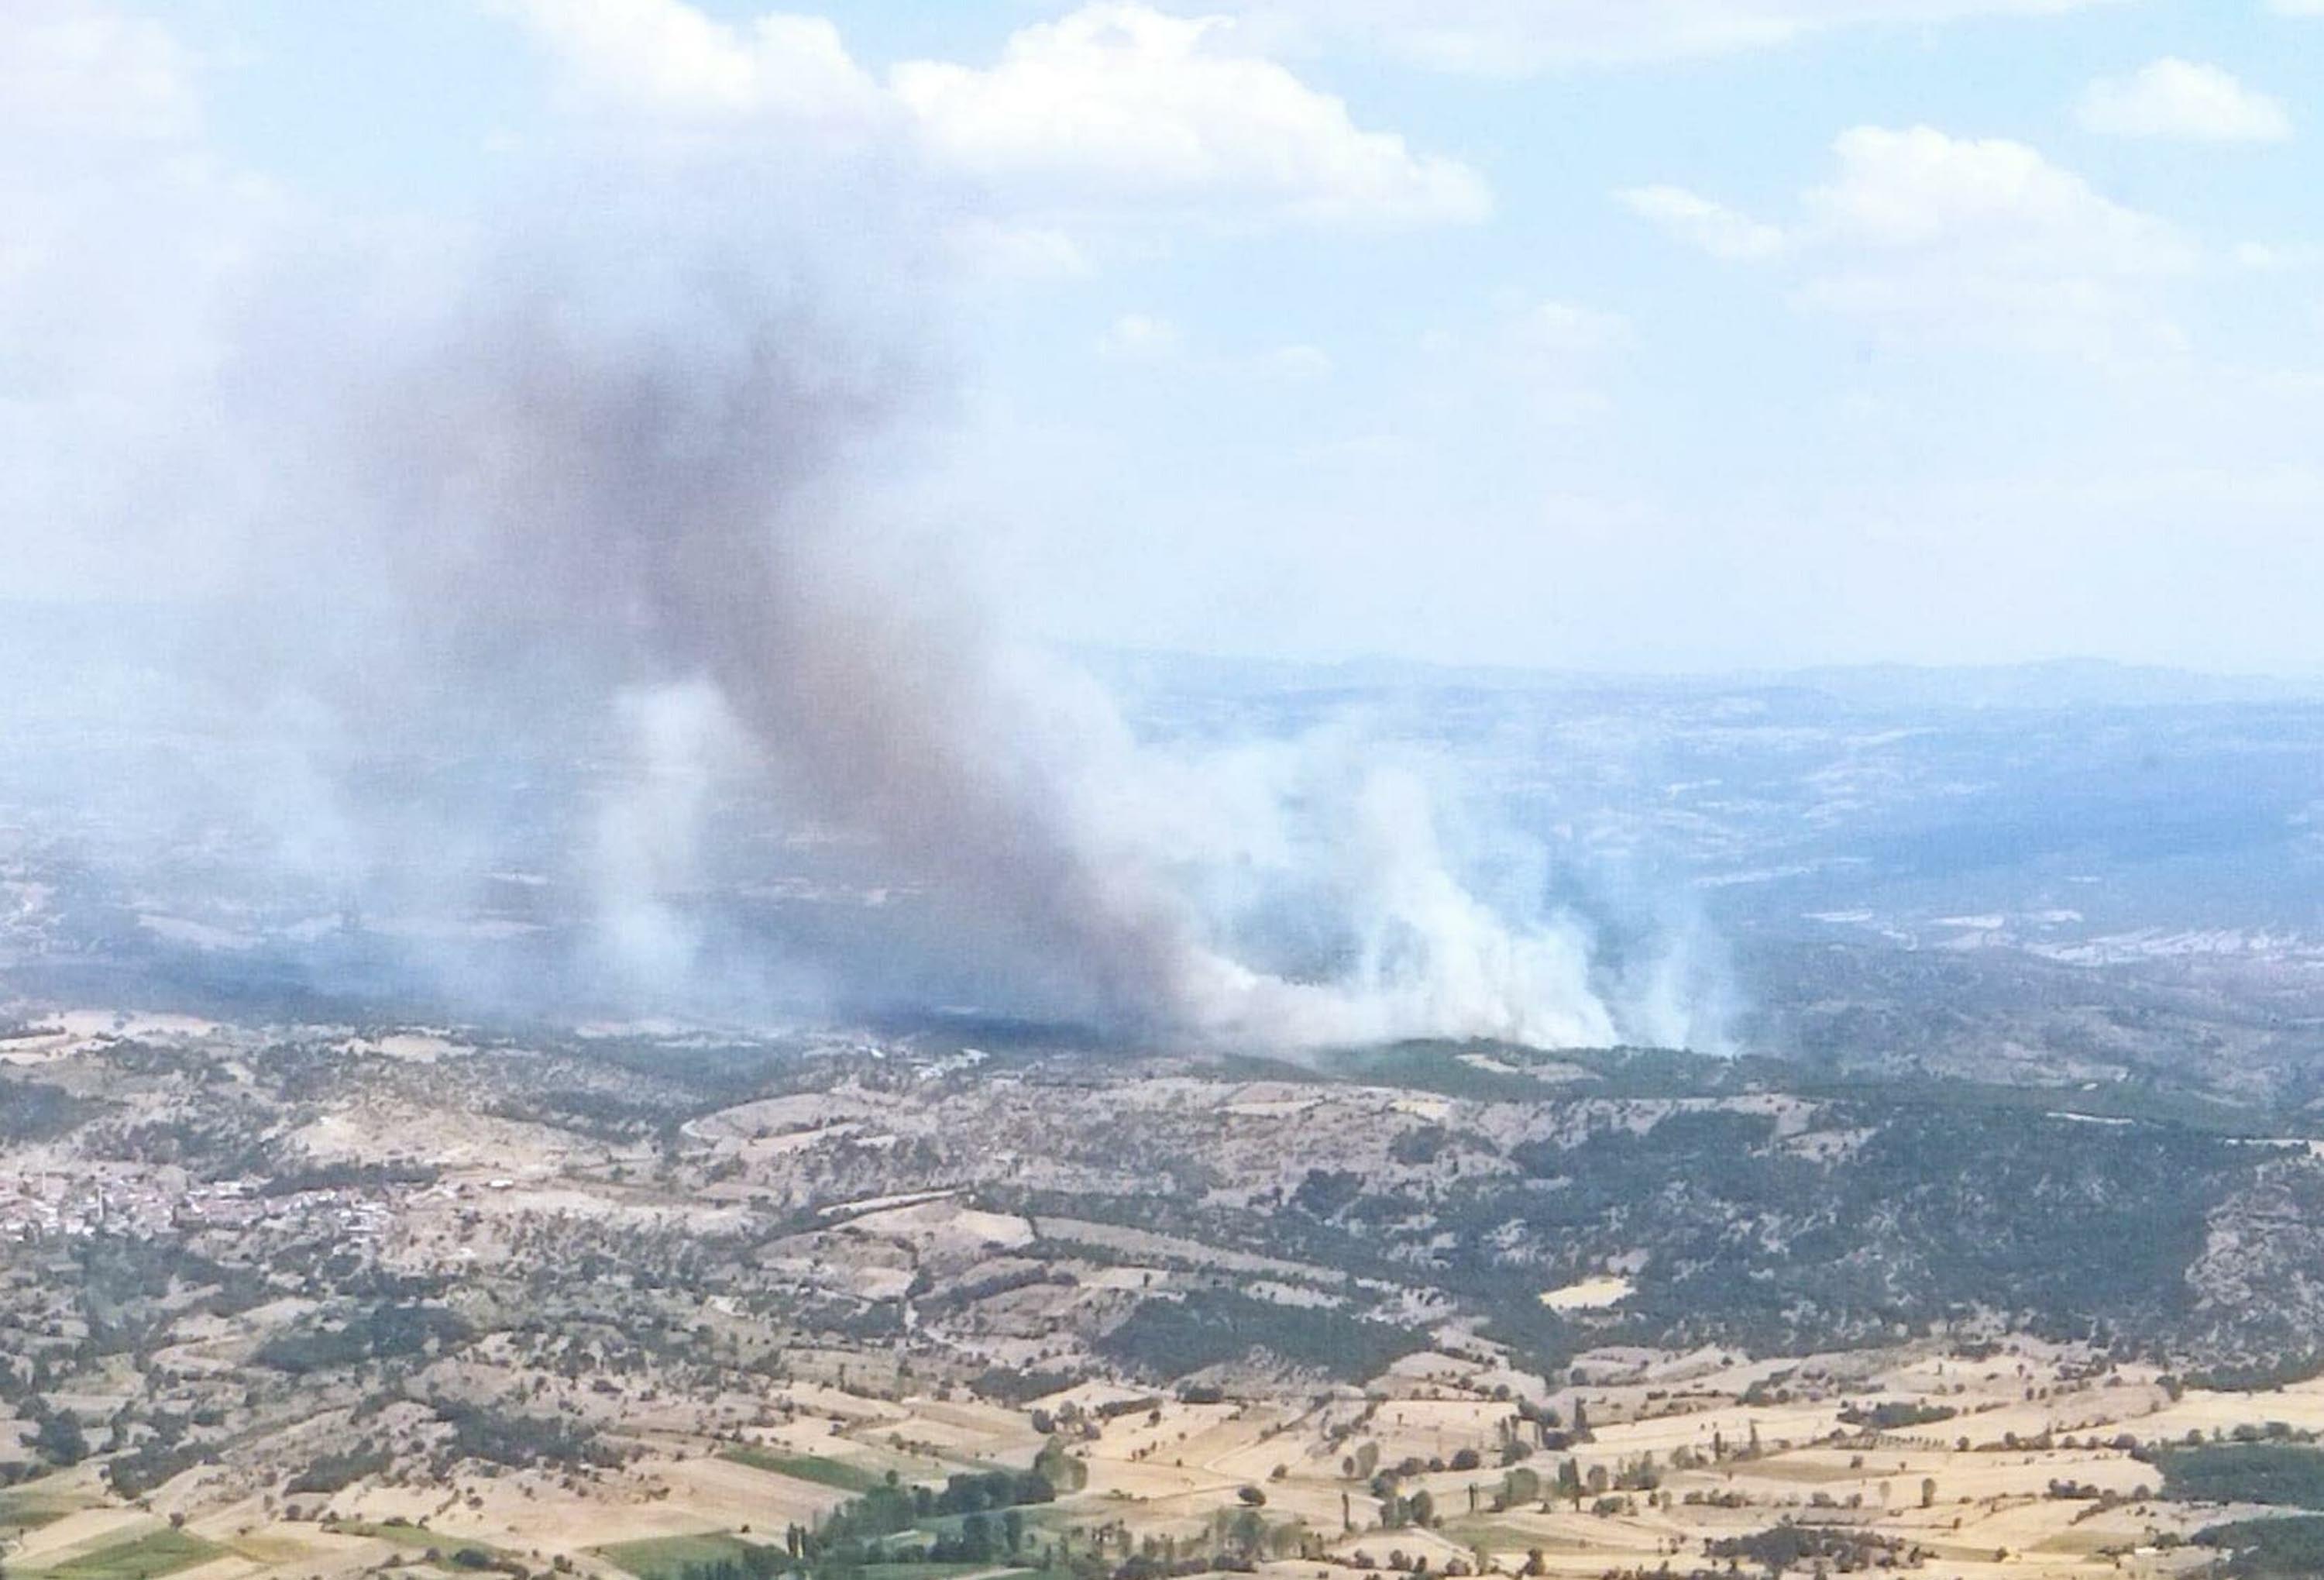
1800,126 -> 2195,356
1631,126 -> 2195,359
1250,343 -> 1335,379
505,1 -> 1488,232
1208,0 -> 2128,73
951,219 -> 1094,281
501,0 -> 883,127
1095,312 -> 1185,360
1510,299 -> 1632,354
1407,298 -> 1630,425
2233,240 -> 2324,273
1803,126 -> 2190,272
1619,184 -> 1786,260
1091,321 -> 1342,380
2076,58 -> 2292,144
891,5 -> 1489,229
0,0 -> 198,140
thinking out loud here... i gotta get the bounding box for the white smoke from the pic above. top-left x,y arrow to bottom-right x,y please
0,0 -> 1729,1052
592,680 -> 751,991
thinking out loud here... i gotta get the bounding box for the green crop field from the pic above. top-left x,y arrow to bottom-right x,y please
719,1448 -> 888,1493
37,1527 -> 225,1580
597,1532 -> 769,1580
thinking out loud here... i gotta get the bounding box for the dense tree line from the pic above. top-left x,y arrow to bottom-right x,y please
2157,1443 -> 2324,1508
1094,1289 -> 1419,1383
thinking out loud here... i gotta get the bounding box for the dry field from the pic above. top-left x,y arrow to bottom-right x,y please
2,1314 -> 2281,1580
10,1024 -> 2319,1580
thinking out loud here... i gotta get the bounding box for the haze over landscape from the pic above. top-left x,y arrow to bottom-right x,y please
9,0 -> 2324,1041
7,5 -> 2324,1580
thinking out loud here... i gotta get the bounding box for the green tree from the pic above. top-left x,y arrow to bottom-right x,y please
32,1410 -> 88,1467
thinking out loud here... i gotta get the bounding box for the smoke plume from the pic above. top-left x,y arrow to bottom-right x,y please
1,2 -> 1728,1051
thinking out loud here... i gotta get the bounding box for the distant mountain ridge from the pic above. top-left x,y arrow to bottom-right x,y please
1074,643 -> 2324,710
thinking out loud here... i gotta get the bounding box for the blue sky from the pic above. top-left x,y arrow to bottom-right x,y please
8,0 -> 2324,673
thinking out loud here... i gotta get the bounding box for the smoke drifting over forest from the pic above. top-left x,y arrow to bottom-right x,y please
1,20 -> 1728,1051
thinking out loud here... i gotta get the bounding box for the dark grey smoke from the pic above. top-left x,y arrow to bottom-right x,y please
2,56 -> 1731,1048
207,173 -> 1212,1029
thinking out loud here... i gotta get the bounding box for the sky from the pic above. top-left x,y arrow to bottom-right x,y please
5,0 -> 2323,675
